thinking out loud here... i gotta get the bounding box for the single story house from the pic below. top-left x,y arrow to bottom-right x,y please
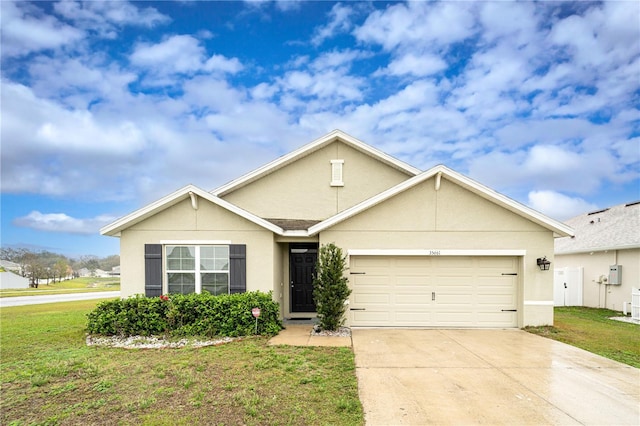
554,202 -> 640,312
101,130 -> 573,327
0,271 -> 29,289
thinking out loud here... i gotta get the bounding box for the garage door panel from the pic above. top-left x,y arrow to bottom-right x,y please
353,310 -> 390,323
478,294 -> 516,305
349,256 -> 519,328
396,276 -> 433,286
477,312 -> 517,326
353,292 -> 390,304
395,257 -> 434,268
353,275 -> 392,286
395,311 -> 434,324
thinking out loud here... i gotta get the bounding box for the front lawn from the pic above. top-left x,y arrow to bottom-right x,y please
1,300 -> 363,425
525,307 -> 640,368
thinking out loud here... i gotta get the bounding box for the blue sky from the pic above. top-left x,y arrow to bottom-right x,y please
1,0 -> 639,258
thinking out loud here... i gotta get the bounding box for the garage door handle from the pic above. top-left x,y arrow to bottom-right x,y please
501,309 -> 517,312
350,308 -> 366,311
501,273 -> 518,276
350,272 -> 366,275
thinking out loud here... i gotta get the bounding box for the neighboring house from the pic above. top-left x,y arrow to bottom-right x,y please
0,260 -> 22,275
101,130 -> 573,327
555,202 -> 640,312
0,272 -> 29,289
78,268 -> 110,278
109,266 -> 121,276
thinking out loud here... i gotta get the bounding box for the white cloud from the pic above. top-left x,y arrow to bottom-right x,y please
130,35 -> 207,74
13,211 -> 118,235
53,0 -> 169,37
378,52 -> 447,77
468,143 -> 624,197
1,0 -> 638,221
527,191 -> 598,221
130,35 -> 243,81
0,1 -> 83,57
354,2 -> 476,51
204,55 -> 244,73
311,3 -> 354,46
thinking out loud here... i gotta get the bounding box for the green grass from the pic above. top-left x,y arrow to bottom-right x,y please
0,277 -> 120,297
525,307 -> 640,368
0,301 -> 363,426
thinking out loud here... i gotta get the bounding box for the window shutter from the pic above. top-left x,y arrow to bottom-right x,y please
144,244 -> 163,297
229,244 -> 246,294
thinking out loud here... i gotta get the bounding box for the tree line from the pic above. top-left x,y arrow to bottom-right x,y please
0,248 -> 120,287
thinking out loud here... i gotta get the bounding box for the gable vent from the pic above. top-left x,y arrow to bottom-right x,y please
331,160 -> 344,187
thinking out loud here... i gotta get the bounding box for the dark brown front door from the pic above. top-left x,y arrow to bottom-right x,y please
290,243 -> 318,312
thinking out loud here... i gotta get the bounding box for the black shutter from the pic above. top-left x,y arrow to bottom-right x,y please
144,244 -> 163,297
229,244 -> 246,294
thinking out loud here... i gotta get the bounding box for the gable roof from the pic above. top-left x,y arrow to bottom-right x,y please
555,202 -> 640,254
308,165 -> 574,238
101,136 -> 573,239
101,185 -> 284,237
211,129 -> 421,197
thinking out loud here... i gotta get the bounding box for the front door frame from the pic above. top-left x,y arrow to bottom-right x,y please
289,243 -> 319,313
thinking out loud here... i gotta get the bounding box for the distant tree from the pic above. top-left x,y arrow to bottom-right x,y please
100,255 -> 120,271
23,253 -> 46,288
81,255 -> 100,276
53,259 -> 70,282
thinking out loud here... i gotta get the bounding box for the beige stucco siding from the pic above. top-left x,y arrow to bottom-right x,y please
555,248 -> 639,311
221,141 -> 411,220
119,199 -> 275,298
320,176 -> 556,327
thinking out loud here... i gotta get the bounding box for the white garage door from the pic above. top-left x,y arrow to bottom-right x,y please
349,256 -> 519,327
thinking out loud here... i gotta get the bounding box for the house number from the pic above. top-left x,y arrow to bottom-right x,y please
429,250 -> 441,256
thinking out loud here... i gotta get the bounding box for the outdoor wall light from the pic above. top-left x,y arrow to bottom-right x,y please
536,256 -> 551,271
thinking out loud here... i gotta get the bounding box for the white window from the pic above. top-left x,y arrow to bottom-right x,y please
330,159 -> 344,187
165,245 -> 229,295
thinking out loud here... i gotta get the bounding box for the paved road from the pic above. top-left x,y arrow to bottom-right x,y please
0,291 -> 120,308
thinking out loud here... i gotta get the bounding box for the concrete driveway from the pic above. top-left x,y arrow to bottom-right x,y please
352,329 -> 639,425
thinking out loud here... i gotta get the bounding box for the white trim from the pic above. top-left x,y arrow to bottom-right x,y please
101,185 -> 284,236
523,300 -> 555,306
348,249 -> 526,257
309,165 -> 574,238
211,130 -> 420,196
556,244 -> 640,255
161,240 -> 232,245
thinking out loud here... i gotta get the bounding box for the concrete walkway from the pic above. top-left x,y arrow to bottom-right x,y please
268,325 -> 352,347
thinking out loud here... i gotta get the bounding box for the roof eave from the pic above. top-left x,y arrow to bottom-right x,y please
100,185 -> 284,237
439,167 -> 575,238
211,129 -> 421,197
309,165 -> 575,237
556,243 -> 640,255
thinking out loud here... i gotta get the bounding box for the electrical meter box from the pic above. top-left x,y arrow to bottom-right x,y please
609,265 -> 622,285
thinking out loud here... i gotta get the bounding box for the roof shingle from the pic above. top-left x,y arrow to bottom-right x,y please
555,202 -> 640,254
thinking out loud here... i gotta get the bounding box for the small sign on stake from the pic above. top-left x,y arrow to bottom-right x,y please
251,307 -> 261,334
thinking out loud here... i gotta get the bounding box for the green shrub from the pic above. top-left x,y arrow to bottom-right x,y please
313,243 -> 351,331
87,291 -> 282,337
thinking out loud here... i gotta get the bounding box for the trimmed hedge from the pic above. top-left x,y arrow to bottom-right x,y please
87,291 -> 282,337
